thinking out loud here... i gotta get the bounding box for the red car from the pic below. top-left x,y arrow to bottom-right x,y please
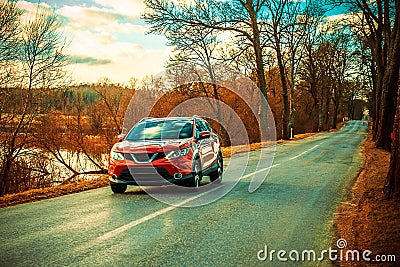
108,116 -> 223,193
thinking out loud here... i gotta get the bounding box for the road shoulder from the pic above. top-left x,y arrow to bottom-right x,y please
334,136 -> 399,266
0,177 -> 109,208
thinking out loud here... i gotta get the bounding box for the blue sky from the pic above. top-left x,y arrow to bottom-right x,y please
21,0 -> 169,84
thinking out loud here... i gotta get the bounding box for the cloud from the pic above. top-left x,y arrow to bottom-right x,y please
64,29 -> 169,83
19,1 -> 53,24
70,56 -> 112,65
67,47 -> 169,84
320,12 -> 364,33
92,0 -> 145,19
20,1 -> 168,84
57,5 -> 147,34
19,1 -> 50,12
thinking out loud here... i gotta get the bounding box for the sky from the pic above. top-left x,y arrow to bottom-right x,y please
21,0 -> 169,85
19,1 -> 347,85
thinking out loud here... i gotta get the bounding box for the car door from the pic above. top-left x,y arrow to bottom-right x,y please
195,119 -> 214,169
202,120 -> 219,166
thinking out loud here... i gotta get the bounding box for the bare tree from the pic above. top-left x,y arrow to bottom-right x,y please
327,25 -> 359,128
264,0 -> 309,139
284,2 -> 309,135
265,0 -> 288,139
334,0 -> 399,150
0,0 -> 22,143
298,8 -> 327,132
0,0 -> 22,86
0,4 -> 69,196
164,23 -> 232,145
143,0 -> 271,131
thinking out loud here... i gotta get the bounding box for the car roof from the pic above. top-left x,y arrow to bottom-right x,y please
139,116 -> 199,123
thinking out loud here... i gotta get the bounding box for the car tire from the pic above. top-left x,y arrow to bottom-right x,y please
111,184 -> 127,194
210,152 -> 223,183
188,160 -> 202,188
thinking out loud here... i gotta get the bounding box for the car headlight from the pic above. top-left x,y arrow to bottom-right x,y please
111,151 -> 125,161
166,148 -> 190,159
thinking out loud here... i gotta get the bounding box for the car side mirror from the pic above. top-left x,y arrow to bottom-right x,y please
199,131 -> 211,140
117,134 -> 126,142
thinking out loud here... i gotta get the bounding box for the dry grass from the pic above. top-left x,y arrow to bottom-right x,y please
276,132 -> 316,143
220,142 -> 270,158
0,176 -> 109,208
334,137 -> 399,267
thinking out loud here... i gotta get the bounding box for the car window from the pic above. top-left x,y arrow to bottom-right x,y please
126,120 -> 193,141
202,120 -> 212,132
195,119 -> 211,138
195,120 -> 202,138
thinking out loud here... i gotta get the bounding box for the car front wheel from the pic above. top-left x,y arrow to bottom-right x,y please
210,152 -> 223,183
188,160 -> 202,188
111,183 -> 127,194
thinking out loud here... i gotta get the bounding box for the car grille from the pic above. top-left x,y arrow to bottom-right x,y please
123,152 -> 165,163
118,167 -> 171,182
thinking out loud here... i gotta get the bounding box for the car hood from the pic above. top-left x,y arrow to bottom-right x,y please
112,139 -> 191,154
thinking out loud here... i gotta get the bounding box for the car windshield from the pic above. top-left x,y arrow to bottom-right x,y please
126,120 -> 193,141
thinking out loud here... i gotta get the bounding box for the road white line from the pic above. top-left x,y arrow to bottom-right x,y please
290,141 -> 326,160
290,144 -> 318,160
97,185 -> 224,241
98,140 -> 328,241
100,161 -> 281,241
240,164 -> 281,180
241,141 -> 327,180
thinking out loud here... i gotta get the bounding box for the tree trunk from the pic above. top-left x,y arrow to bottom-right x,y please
324,90 -> 330,130
376,75 -> 398,151
320,85 -> 330,131
288,77 -> 295,137
348,97 -> 355,120
309,80 -> 320,132
275,44 -> 290,139
211,82 -> 229,146
0,157 -> 12,196
251,21 -> 267,101
332,98 -> 339,129
382,0 -> 400,195
372,36 -> 385,140
384,82 -> 400,198
248,2 -> 269,139
369,60 -> 377,128
375,26 -> 400,150
313,101 -> 320,132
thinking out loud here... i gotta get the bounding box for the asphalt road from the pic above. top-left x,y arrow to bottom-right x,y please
0,120 -> 367,267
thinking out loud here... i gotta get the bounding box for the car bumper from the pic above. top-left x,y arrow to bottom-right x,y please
109,170 -> 192,186
108,160 -> 193,186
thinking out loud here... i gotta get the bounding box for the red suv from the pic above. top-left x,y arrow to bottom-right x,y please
108,116 -> 223,193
